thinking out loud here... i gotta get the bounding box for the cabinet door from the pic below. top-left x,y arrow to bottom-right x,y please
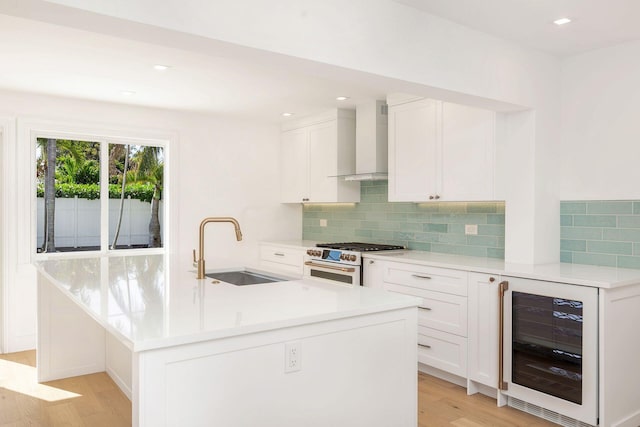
281,128 -> 308,203
467,272 -> 500,388
259,244 -> 305,275
440,102 -> 495,201
388,99 -> 439,202
418,326 -> 468,377
307,121 -> 337,202
363,258 -> 384,289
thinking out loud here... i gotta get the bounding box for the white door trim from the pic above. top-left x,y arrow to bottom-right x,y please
0,115 -> 16,354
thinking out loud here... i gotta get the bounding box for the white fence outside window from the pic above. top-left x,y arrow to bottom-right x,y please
36,197 -> 163,249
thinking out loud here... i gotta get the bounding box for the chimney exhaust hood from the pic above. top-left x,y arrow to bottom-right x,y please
342,100 -> 388,181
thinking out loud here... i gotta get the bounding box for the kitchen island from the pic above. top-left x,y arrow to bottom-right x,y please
36,254 -> 419,427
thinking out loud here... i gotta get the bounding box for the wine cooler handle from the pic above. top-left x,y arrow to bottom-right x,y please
498,280 -> 509,391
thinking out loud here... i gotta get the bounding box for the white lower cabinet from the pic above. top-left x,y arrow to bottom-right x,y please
363,258 -> 384,289
383,262 -> 468,296
385,282 -> 467,336
258,243 -> 305,275
467,272 -> 500,390
379,260 -> 468,377
363,257 -> 640,426
418,326 -> 467,377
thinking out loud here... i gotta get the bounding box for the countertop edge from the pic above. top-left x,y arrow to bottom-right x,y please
362,251 -> 640,289
132,299 -> 420,352
260,240 -> 318,250
35,256 -> 420,353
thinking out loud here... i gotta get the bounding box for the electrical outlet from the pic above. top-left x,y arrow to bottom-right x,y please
285,341 -> 301,373
465,224 -> 478,235
319,219 -> 327,227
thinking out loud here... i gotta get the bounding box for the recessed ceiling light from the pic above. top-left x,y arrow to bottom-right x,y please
336,96 -> 350,101
282,112 -> 294,117
121,90 -> 136,96
153,64 -> 170,71
554,18 -> 572,26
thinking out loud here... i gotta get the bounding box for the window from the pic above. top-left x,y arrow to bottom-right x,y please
36,137 -> 165,254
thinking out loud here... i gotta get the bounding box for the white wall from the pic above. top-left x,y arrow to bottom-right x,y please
0,89 -> 300,352
30,0 -> 562,264
559,39 -> 640,200
0,126 -> 5,353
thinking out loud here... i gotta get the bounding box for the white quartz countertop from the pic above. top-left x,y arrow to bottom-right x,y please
363,250 -> 640,288
35,254 -> 419,352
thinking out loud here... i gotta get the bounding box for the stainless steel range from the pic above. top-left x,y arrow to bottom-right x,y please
304,242 -> 404,286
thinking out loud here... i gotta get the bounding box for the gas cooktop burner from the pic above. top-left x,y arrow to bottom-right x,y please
316,242 -> 405,252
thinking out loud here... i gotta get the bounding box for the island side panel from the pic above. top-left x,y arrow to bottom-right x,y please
106,332 -> 133,400
599,283 -> 640,427
37,273 -> 106,382
136,307 -> 417,427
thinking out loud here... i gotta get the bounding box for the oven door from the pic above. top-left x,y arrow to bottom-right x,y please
304,260 -> 360,287
500,277 -> 598,426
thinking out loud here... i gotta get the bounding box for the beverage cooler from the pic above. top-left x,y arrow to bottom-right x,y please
499,277 -> 599,426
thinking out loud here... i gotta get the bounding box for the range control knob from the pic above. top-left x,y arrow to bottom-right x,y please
306,249 -> 313,256
349,255 -> 357,261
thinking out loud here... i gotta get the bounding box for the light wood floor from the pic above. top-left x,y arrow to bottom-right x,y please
418,372 -> 558,426
1,350 -> 558,426
0,351 -> 131,427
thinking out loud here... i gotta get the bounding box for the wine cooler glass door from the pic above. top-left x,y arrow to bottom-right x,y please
502,277 -> 598,426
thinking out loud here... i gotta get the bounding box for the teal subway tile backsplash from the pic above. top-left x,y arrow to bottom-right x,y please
573,215 -> 617,227
303,181 -> 505,259
561,200 -> 640,269
586,201 -> 633,214
572,252 -> 617,268
587,241 -> 632,255
560,202 -> 586,214
560,239 -> 586,252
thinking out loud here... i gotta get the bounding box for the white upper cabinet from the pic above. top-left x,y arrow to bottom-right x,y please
388,98 -> 439,202
441,102 -> 496,201
281,109 -> 360,203
280,127 -> 308,203
388,97 -> 496,202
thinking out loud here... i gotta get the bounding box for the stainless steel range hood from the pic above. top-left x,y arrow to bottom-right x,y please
342,100 -> 388,181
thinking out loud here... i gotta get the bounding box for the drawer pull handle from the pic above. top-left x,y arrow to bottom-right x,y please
412,274 -> 432,280
274,252 -> 285,257
418,343 -> 431,349
419,306 -> 432,311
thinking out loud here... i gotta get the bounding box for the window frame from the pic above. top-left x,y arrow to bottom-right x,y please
28,123 -> 173,261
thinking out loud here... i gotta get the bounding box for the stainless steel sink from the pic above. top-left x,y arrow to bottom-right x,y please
204,270 -> 285,286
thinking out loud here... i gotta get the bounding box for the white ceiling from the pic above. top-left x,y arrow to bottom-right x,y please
1,1 -> 639,122
0,14 -> 391,122
393,0 -> 640,56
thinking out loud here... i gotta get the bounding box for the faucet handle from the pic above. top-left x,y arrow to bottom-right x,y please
192,249 -> 197,266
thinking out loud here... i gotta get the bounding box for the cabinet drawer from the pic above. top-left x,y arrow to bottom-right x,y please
384,283 -> 467,336
259,245 -> 304,275
383,262 -> 468,296
417,326 -> 467,377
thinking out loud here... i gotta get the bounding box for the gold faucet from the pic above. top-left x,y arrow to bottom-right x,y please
193,217 -> 243,279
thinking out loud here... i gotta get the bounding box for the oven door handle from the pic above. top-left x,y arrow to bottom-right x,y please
498,280 -> 509,391
304,261 -> 356,273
